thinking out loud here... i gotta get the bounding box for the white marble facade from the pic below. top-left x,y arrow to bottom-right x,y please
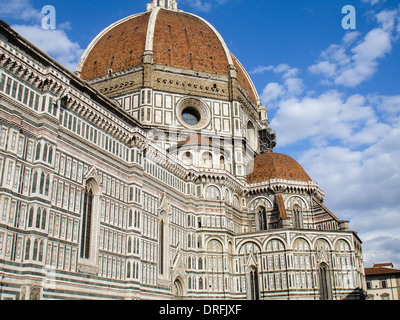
0,2 -> 366,300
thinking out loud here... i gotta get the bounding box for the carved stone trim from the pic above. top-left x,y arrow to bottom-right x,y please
77,262 -> 99,276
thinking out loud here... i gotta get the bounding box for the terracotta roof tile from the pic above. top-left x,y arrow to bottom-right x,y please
246,150 -> 312,183
365,267 -> 400,276
80,12 -> 150,80
78,9 -> 260,106
153,10 -> 228,75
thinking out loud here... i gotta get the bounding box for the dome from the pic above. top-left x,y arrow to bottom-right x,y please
246,150 -> 312,183
75,2 -> 259,105
77,12 -> 151,81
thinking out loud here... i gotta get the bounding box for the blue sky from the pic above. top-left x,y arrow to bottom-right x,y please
1,0 -> 400,268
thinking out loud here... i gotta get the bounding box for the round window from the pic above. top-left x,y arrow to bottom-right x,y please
176,97 -> 211,130
182,107 -> 201,126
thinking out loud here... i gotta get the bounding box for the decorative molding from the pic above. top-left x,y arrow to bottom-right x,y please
77,262 -> 99,275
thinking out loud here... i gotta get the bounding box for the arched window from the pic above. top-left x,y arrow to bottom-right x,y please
42,144 -> 48,161
39,172 -> 45,194
128,237 -> 132,253
28,207 -> 34,228
319,263 -> 332,300
159,219 -> 167,275
35,142 -> 41,161
197,235 -> 202,249
25,238 -> 31,260
233,195 -> 240,209
205,186 -> 221,200
248,266 -> 260,300
182,151 -> 193,166
35,208 -> 41,228
173,278 -> 184,298
31,171 -> 38,193
202,152 -> 213,168
220,155 -> 225,170
38,240 -> 43,261
258,207 -> 267,231
29,287 -> 40,300
208,239 -> 223,252
128,209 -> 133,227
293,205 -> 303,229
127,261 -> 131,278
47,146 -> 53,163
135,211 -> 140,228
33,238 -> 39,260
80,187 -> 93,259
199,277 -> 204,290
44,174 -> 50,196
41,210 -> 47,230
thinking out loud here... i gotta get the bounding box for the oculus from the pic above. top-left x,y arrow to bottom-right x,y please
176,97 -> 211,130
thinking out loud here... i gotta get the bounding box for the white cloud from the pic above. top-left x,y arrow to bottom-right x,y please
361,0 -> 386,5
343,31 -> 361,44
257,64 -> 304,105
362,236 -> 400,268
12,25 -> 84,71
268,88 -> 399,266
309,8 -> 400,88
285,77 -> 304,96
250,64 -> 298,77
0,0 -> 84,71
250,65 -> 274,74
337,29 -> 392,87
188,0 -> 212,12
269,91 -> 389,147
0,0 -> 42,22
376,9 -> 399,32
180,0 -> 228,12
300,124 -> 400,211
261,83 -> 285,104
370,95 -> 400,118
309,61 -> 337,78
255,8 -> 400,268
298,125 -> 400,266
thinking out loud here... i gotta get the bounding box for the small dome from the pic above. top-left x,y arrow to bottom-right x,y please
246,151 -> 312,183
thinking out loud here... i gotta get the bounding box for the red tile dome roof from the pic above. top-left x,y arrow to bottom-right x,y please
78,12 -> 151,81
247,150 -> 312,183
76,7 -> 259,105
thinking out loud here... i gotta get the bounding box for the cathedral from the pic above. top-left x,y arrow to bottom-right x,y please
0,0 -> 366,300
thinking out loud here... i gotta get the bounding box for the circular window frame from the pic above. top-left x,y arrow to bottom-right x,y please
176,97 -> 211,130
182,107 -> 201,126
